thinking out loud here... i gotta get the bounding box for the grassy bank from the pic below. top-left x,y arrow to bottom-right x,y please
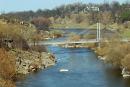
51,23 -> 90,29
51,23 -> 125,30
51,23 -> 105,29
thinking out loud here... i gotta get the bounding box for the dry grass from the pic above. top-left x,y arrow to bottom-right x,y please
68,33 -> 81,41
0,79 -> 16,87
0,48 -> 16,80
122,54 -> 130,70
30,45 -> 47,52
106,45 -> 126,66
96,47 -> 108,57
0,21 -> 35,50
98,40 -> 130,68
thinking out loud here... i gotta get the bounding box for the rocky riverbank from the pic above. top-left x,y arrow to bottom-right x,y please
9,49 -> 56,74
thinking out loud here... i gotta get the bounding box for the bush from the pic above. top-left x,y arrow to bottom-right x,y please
122,54 -> 130,70
49,30 -> 64,38
30,45 -> 47,52
0,79 -> 16,87
68,33 -> 81,41
83,34 -> 96,39
120,10 -> 130,22
104,42 -> 130,67
0,22 -> 34,50
31,17 -> 51,30
106,46 -> 125,66
0,48 -> 16,80
96,46 -> 108,56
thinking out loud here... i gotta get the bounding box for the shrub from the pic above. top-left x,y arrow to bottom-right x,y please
0,22 -> 34,50
96,46 -> 108,56
120,10 -> 130,22
121,54 -> 130,71
105,42 -> 130,67
0,79 -> 16,87
106,46 -> 125,66
0,48 -> 16,80
49,30 -> 63,38
68,33 -> 81,41
31,17 -> 51,30
30,45 -> 47,52
83,34 -> 96,39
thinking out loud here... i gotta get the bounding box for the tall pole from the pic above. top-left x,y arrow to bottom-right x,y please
97,7 -> 100,42
98,7 -> 101,47
98,8 -> 100,42
86,6 -> 100,43
99,22 -> 101,41
97,22 -> 99,41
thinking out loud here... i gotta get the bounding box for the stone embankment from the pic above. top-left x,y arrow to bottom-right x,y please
9,49 -> 56,74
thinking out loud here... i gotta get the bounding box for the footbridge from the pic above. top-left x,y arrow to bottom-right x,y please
29,38 -> 130,46
30,39 -> 103,46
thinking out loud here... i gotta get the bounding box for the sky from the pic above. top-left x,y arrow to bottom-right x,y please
0,0 -> 128,13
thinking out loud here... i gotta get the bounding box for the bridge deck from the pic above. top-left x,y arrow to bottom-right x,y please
30,39 -> 99,45
29,38 -> 130,46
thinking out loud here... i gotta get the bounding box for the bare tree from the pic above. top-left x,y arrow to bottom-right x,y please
31,17 -> 51,30
101,11 -> 112,29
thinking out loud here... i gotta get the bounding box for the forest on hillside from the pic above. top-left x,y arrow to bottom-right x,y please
1,1 -> 130,23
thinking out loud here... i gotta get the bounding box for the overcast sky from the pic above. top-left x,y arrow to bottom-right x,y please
0,0 -> 128,13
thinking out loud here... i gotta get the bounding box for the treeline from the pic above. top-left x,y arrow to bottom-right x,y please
1,1 -> 130,23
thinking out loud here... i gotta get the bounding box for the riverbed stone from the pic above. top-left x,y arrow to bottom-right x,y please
122,68 -> 130,78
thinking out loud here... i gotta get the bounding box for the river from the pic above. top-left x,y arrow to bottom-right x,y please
16,46 -> 130,87
16,29 -> 130,87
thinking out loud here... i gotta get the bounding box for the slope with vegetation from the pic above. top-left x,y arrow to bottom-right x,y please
0,20 -> 56,87
96,39 -> 130,77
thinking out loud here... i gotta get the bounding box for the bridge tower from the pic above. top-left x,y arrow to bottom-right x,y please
96,7 -> 101,48
97,22 -> 101,48
84,6 -> 101,47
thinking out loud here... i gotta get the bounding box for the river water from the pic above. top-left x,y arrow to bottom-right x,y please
16,29 -> 130,87
16,46 -> 130,87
